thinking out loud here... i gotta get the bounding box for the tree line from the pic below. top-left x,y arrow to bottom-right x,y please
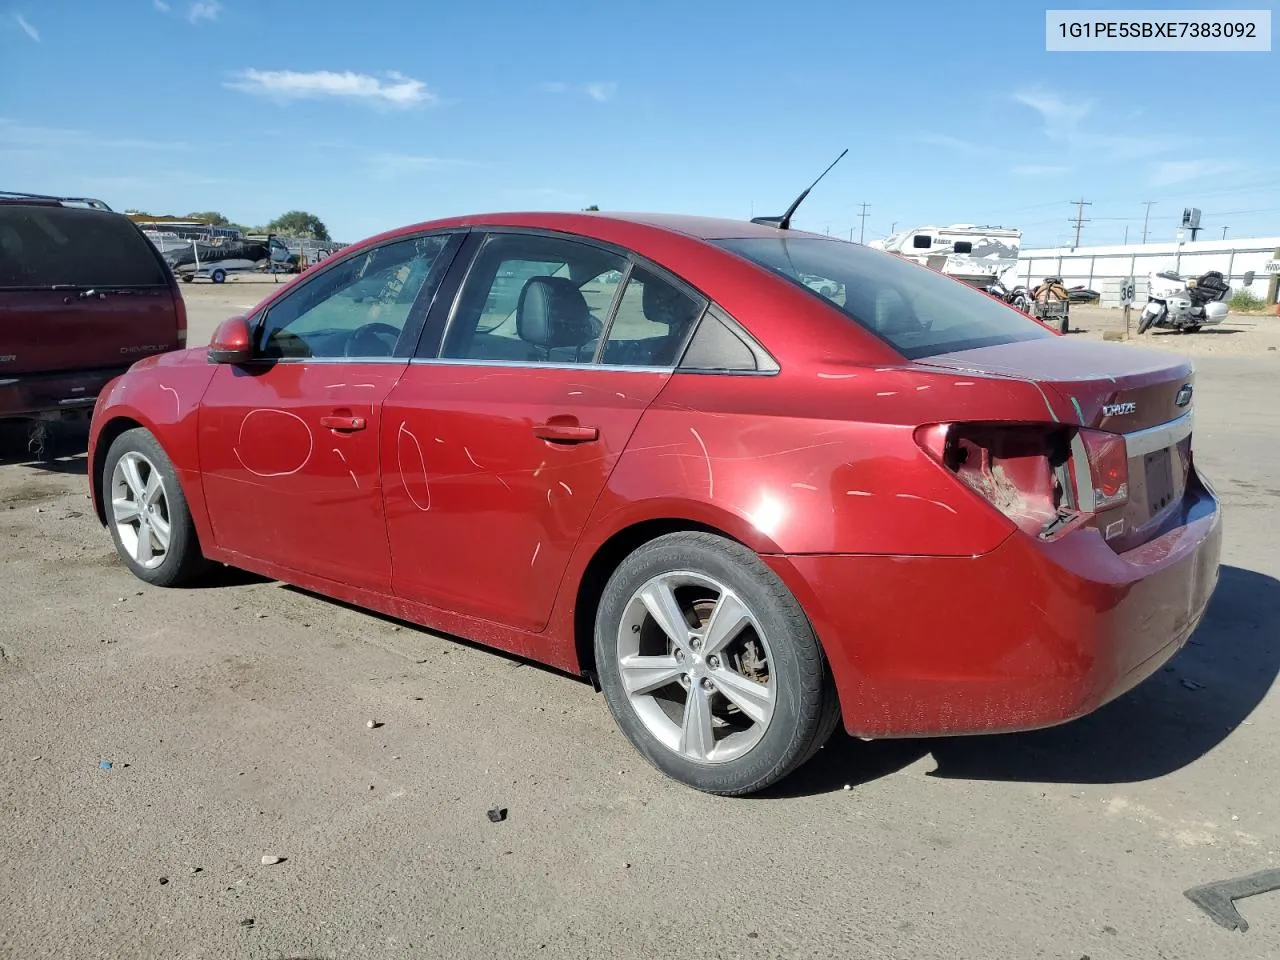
126,209 -> 331,242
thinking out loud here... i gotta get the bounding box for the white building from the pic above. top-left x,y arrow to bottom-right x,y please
1009,236 -> 1279,308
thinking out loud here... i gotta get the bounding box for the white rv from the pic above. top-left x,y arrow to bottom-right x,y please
869,224 -> 1021,286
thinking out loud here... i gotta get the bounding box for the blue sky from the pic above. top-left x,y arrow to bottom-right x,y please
2,0 -> 1276,246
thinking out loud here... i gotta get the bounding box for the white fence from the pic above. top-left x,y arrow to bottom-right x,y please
1013,237 -> 1280,308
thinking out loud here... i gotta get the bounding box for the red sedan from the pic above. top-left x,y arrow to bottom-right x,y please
86,212 -> 1222,795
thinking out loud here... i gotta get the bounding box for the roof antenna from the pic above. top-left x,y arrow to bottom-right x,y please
751,148 -> 849,230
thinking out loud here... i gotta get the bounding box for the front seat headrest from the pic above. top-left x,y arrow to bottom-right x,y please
642,278 -> 700,328
517,276 -> 596,349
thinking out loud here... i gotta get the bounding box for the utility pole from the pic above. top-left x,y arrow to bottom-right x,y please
857,202 -> 871,244
1069,198 -> 1092,249
1123,225 -> 1129,244
1222,226 -> 1230,240
1141,200 -> 1156,243
890,221 -> 898,234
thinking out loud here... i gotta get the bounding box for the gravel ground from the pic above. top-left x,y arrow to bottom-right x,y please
1,279 -> 1278,959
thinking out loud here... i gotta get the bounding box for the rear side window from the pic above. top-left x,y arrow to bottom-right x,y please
0,206 -> 169,289
598,266 -> 705,367
714,236 -> 1054,359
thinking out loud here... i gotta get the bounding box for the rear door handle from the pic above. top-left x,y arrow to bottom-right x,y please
320,414 -> 366,431
533,422 -> 598,443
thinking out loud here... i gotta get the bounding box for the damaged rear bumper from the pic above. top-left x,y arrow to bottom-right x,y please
766,472 -> 1223,738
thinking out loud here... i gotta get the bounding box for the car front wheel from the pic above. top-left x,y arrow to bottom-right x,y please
102,427 -> 210,587
594,532 -> 839,796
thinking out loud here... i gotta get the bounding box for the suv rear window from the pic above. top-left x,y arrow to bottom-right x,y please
713,236 -> 1054,359
0,205 -> 169,289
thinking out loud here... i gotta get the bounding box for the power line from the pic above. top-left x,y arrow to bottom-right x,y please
856,202 -> 871,244
1070,198 -> 1092,249
1141,200 -> 1156,244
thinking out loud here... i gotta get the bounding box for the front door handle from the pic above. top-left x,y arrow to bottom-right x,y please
320,414 -> 366,431
533,422 -> 598,444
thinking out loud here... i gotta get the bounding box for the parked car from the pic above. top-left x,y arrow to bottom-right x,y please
85,211 -> 1222,796
0,191 -> 186,455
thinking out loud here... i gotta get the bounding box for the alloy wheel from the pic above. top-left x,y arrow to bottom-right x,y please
110,451 -> 171,570
616,571 -> 775,764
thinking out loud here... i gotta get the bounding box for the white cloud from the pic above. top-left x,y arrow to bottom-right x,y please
1011,164 -> 1072,176
1013,87 -> 1165,161
1148,159 -> 1242,188
226,68 -> 435,107
0,118 -> 189,152
188,1 -> 221,23
367,153 -> 478,177
914,132 -> 994,156
541,80 -> 617,101
154,0 -> 170,10
14,12 -> 39,41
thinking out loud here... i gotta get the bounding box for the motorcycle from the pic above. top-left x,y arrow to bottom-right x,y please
1137,269 -> 1231,334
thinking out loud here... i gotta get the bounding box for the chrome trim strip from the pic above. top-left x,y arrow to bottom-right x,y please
406,357 -> 676,374
1124,410 -> 1193,457
243,356 -> 409,365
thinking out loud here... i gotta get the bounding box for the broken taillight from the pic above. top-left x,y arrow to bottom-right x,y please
914,422 -> 1071,535
916,422 -> 1128,536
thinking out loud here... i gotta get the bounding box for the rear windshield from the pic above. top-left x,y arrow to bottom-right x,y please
0,205 -> 170,289
713,236 -> 1054,359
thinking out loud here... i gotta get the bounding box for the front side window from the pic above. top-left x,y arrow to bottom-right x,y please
714,236 -> 1055,359
440,233 -> 626,364
257,233 -> 451,360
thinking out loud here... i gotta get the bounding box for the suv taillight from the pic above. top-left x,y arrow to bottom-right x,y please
916,422 -> 1127,536
175,292 -> 187,349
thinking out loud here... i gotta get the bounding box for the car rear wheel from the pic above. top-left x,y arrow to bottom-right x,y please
103,428 -> 210,587
211,269 -> 226,284
594,532 -> 839,796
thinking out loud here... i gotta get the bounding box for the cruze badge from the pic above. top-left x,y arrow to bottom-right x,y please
1175,384 -> 1193,407
1102,401 -> 1137,416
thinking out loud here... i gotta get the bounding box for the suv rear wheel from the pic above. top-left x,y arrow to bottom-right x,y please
102,427 -> 210,587
594,532 -> 839,796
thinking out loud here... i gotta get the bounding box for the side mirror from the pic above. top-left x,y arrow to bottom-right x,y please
208,315 -> 253,364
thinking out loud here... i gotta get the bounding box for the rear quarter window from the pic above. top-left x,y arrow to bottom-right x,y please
714,235 -> 1054,359
0,206 -> 170,289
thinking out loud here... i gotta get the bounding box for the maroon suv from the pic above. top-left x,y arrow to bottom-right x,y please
0,191 -> 186,452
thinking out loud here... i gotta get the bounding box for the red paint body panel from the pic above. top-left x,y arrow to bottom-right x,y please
84,210 -> 1224,745
198,362 -> 404,592
87,348 -> 219,546
381,364 -> 670,632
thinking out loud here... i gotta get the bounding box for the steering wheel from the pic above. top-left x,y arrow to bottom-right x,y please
344,322 -> 402,358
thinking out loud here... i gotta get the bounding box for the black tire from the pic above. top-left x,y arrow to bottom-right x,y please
594,531 -> 839,796
1058,313 -> 1069,334
1137,310 -> 1157,334
102,427 -> 210,587
181,275 -> 193,283
1182,324 -> 1202,334
211,269 -> 226,284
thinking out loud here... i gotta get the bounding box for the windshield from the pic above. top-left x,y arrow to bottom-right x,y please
714,236 -> 1054,359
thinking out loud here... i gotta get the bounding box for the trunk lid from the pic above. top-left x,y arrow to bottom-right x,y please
916,337 -> 1196,550
0,204 -> 181,375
